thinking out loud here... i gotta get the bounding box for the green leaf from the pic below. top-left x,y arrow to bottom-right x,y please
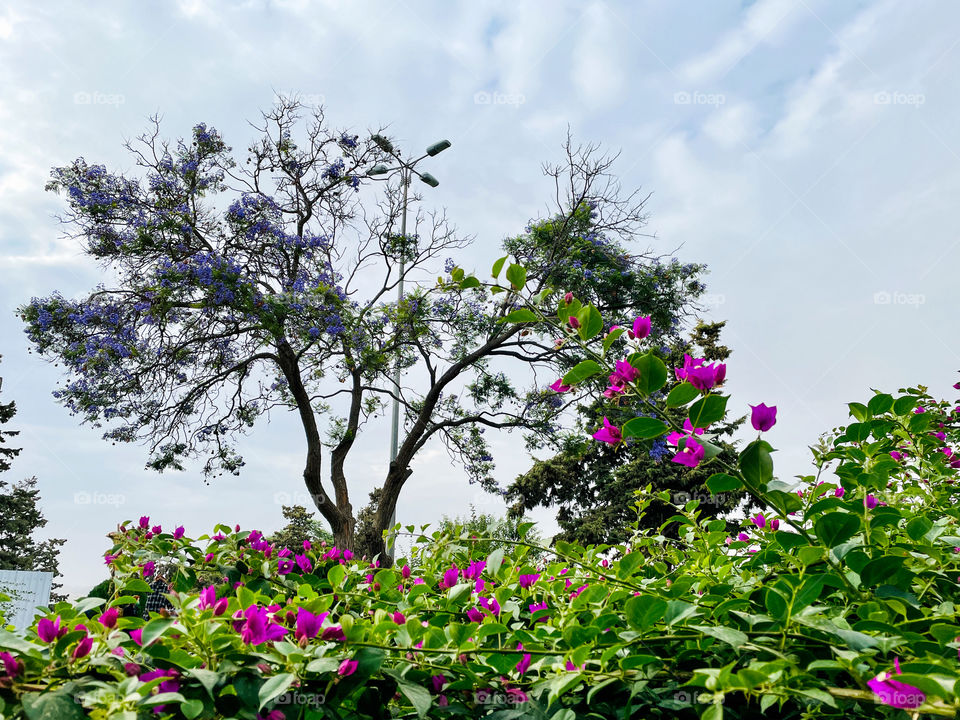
867,393 -> 894,415
666,382 -> 700,407
617,551 -> 645,579
327,564 -> 346,588
848,402 -> 869,421
575,304 -> 603,340
738,440 -> 774,487
22,692 -> 87,720
688,394 -> 728,429
621,417 -> 669,440
843,422 -> 871,442
906,516 -> 933,541
459,275 -> 481,290
814,513 -> 861,547
396,680 -> 433,718
451,267 -> 464,281
859,556 -> 904,587
73,596 -> 106,615
140,618 -> 175,647
706,473 -> 742,494
631,352 -> 669,395
561,360 -> 603,386
486,547 -> 505,577
181,699 -> 203,720
258,673 -> 295,710
602,327 -> 626,356
505,263 -> 526,290
186,668 -> 221,698
491,255 -> 508,279
692,624 -> 748,648
123,579 -> 153,594
502,308 -> 539,323
893,395 -> 918,415
625,595 -> 667,630
702,703 -> 724,720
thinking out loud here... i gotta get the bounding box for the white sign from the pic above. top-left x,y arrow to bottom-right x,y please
0,570 -> 53,632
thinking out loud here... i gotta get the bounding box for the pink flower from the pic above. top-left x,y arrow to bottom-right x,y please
37,616 -> 67,643
563,292 -> 573,303
141,561 -> 155,578
890,451 -> 903,461
343,549 -> 354,561
98,607 -> 119,629
749,403 -> 777,432
671,438 -> 705,468
771,519 -> 780,531
478,597 -> 501,616
1,651 -> 22,679
467,607 -> 484,623
295,608 -> 327,642
401,564 -> 411,579
567,316 -> 580,329
173,526 -> 185,539
338,658 -> 358,677
515,653 -> 531,675
392,611 -> 406,624
238,605 -> 288,645
129,628 -> 143,646
529,602 -> 549,622
321,625 -> 346,642
71,635 -> 93,660
505,688 -> 529,703
864,494 -> 879,510
628,315 -> 651,340
867,658 -> 925,709
151,525 -> 162,535
565,659 -> 583,671
518,574 -> 540,589
198,586 -> 229,616
737,533 -> 749,542
139,516 -> 150,530
295,554 -> 312,574
592,417 -> 622,446
439,566 -> 460,590
751,513 -> 765,529
666,418 -> 705,446
834,487 -> 845,498
549,378 -> 571,393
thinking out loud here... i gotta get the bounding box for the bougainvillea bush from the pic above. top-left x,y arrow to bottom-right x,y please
4,258 -> 960,718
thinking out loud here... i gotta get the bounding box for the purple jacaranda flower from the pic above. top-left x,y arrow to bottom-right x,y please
864,494 -> 879,509
549,378 -> 571,393
295,554 -> 312,573
338,658 -> 358,677
321,625 -> 345,642
516,653 -> 531,675
867,658 -> 925,709
440,566 -> 460,590
462,561 -> 486,580
37,616 -> 67,643
141,561 -> 155,579
890,451 -> 903,461
139,516 -> 150,530
173,526 -> 185,539
592,417 -> 622,446
628,315 -> 651,340
467,607 -> 484,623
98,607 -> 119,629
401,564 -> 411,579
750,403 -> 777,432
72,635 -> 93,660
671,438 -> 705,468
239,605 -> 288,645
835,487 -> 845,498
518,574 -> 540,589
751,513 -> 766,529
0,651 -> 21,679
295,608 -> 327,642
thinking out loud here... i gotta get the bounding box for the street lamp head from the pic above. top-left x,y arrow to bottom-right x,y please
367,164 -> 390,176
419,172 -> 439,188
371,134 -> 394,154
425,139 -> 451,157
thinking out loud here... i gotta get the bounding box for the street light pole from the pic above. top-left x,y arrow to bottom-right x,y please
367,137 -> 450,562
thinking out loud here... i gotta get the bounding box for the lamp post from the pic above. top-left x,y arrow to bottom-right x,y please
367,135 -> 450,560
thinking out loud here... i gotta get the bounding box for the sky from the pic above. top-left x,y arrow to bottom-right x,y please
0,0 -> 958,598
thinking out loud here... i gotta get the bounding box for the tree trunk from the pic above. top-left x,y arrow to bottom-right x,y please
369,463 -> 411,564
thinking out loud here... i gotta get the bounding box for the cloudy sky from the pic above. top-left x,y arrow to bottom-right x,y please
1,0 -> 957,598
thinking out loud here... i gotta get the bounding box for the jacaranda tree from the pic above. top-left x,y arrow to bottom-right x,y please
19,100 -> 706,558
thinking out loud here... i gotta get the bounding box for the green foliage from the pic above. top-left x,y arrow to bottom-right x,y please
436,506 -> 544,562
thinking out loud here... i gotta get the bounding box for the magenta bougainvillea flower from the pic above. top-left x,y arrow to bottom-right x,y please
864,494 -> 879,509
462,560 -> 486,580
749,403 -> 777,431
518,573 -> 540,589
37,616 -> 67,643
628,315 -> 651,340
141,561 -> 155,578
72,636 -> 93,660
0,651 -> 21,679
515,653 -> 531,675
198,586 -> 229,616
98,607 -> 119,629
567,316 -> 580,329
478,597 -> 501,616
294,608 -> 327,642
439,566 -> 460,590
401,564 -> 411,579
751,513 -> 766,529
867,658 -> 925,709
671,438 -> 705,468
549,378 -> 571,393
666,418 -> 705,447
834,487 -> 845,498
138,516 -> 150,530
466,607 -> 484,623
529,602 -> 549,623
129,628 -> 143,646
338,658 -> 358,677
890,451 -> 903,461
392,611 -> 406,624
173,526 -> 185,539
295,554 -> 312,573
321,625 -> 346,642
675,354 -> 726,392
238,605 -> 288,645
592,417 -> 622,446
